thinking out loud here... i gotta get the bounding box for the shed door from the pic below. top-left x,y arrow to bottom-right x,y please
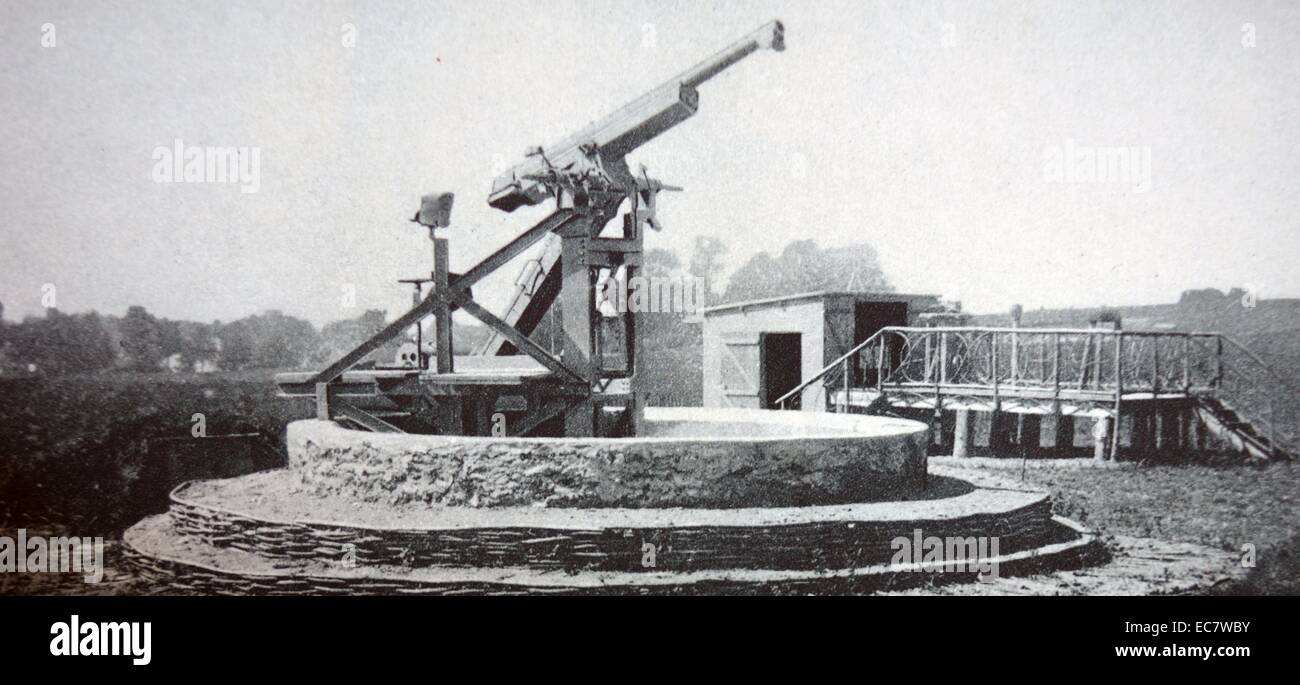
854,302 -> 909,385
763,333 -> 802,409
720,333 -> 763,408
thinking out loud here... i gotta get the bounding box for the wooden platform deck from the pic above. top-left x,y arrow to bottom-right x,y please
276,355 -> 564,398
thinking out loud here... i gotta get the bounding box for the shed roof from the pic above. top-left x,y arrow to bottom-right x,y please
702,291 -> 940,316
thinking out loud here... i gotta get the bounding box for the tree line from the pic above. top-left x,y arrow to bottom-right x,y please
0,238 -> 892,377
0,305 -> 389,375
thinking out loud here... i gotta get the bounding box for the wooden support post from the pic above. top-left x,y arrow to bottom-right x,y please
953,408 -> 972,458
924,333 -> 933,383
989,410 -> 1013,454
1053,414 -> 1075,454
432,235 -> 454,374
1079,333 -> 1092,388
876,338 -> 886,391
1020,414 -> 1042,452
1112,333 -> 1123,461
315,382 -> 331,421
1092,416 -> 1112,461
1009,325 -> 1019,387
560,231 -> 596,436
1152,337 -> 1161,397
1158,404 -> 1181,455
932,333 -> 942,413
988,332 -> 1011,451
626,212 -> 646,436
973,411 -> 992,449
991,331 -> 1000,406
939,331 -> 948,385
840,359 -> 849,413
1176,406 -> 1190,452
1153,407 -> 1166,453
1129,408 -> 1151,458
1186,407 -> 1206,453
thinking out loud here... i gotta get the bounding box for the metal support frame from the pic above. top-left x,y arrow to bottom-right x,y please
306,184 -> 659,438
291,21 -> 786,437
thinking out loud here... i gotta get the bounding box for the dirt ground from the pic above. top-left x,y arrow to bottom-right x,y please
932,456 -> 1299,595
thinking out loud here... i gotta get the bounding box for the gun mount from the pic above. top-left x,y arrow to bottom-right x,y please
277,21 -> 785,438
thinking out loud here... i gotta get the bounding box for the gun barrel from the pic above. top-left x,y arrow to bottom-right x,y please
680,20 -> 785,90
489,20 -> 784,212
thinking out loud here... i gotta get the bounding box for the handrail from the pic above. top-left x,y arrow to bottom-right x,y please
1210,334 -> 1296,453
773,324 -> 1295,456
865,326 -> 1223,337
774,327 -> 891,408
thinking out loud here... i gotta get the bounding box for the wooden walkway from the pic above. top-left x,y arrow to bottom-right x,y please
777,326 -> 1294,460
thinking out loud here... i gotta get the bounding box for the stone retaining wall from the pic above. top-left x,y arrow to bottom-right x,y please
287,408 -> 929,508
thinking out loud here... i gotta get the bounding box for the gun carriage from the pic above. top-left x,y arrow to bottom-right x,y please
276,21 -> 785,437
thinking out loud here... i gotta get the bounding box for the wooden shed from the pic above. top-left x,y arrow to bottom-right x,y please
702,291 -> 940,410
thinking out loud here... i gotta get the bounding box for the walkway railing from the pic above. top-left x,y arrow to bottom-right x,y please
775,326 -> 1296,456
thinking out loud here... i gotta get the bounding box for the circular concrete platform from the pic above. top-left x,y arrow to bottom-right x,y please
157,467 -> 1052,572
122,465 -> 1106,595
289,408 -> 930,508
120,409 -> 1136,595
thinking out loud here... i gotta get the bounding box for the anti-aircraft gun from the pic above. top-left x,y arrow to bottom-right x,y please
277,20 -> 785,437
479,20 -> 784,356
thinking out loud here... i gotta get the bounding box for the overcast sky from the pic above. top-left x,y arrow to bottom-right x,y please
2,0 -> 1297,326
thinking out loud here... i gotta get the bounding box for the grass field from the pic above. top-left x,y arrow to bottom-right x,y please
1017,461 -> 1299,594
0,371 -> 312,535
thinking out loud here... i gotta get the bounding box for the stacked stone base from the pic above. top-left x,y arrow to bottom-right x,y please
123,415 -> 1117,595
124,514 -> 1102,596
123,466 -> 1105,595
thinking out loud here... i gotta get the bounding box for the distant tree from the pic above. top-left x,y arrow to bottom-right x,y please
688,236 -> 727,305
217,311 -> 318,370
253,311 -> 317,368
642,248 -> 681,277
75,311 -> 118,371
118,306 -> 173,371
720,240 -> 891,304
174,320 -> 221,370
1092,307 -> 1123,329
7,309 -> 115,374
215,320 -> 254,370
313,309 -> 388,365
